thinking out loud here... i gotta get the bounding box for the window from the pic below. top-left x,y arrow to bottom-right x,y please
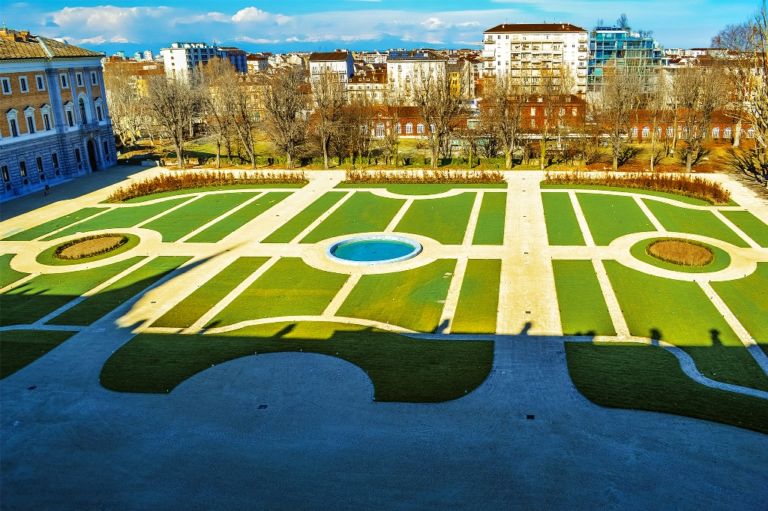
52,152 -> 59,169
7,109 -> 19,137
724,127 -> 732,139
712,127 -> 720,139
631,127 -> 638,139
666,126 -> 673,138
572,107 -> 577,117
75,72 -> 84,87
395,123 -> 401,134
36,74 -> 45,91
90,71 -> 98,86
78,97 -> 88,124
75,147 -> 82,164
19,76 -> 28,93
530,107 -> 536,116
559,107 -> 565,117
0,77 -> 10,94
42,107 -> 52,131
24,107 -> 35,134
1,165 -> 8,182
417,123 -> 424,134
405,122 -> 413,134
60,73 -> 69,89
642,127 -> 650,139
36,156 -> 44,175
65,102 -> 75,127
376,123 -> 385,138
747,128 -> 755,139
96,104 -> 103,122
19,160 -> 27,177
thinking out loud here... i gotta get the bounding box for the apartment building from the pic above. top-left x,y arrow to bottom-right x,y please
308,51 -> 354,83
386,50 -> 447,102
482,23 -> 589,95
160,42 -> 247,80
588,25 -> 667,91
0,28 -> 116,201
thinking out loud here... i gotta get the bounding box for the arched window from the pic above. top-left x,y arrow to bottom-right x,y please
641,126 -> 650,139
405,122 -> 413,134
724,127 -> 732,139
666,126 -> 673,138
376,122 -> 385,138
78,97 -> 88,124
631,127 -> 638,139
417,123 -> 425,134
655,127 -> 662,138
95,99 -> 104,122
712,127 -> 720,139
747,128 -> 755,139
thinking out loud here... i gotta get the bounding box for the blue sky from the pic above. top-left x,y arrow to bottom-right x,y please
3,1 -> 757,54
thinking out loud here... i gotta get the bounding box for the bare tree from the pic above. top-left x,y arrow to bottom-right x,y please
199,58 -> 236,168
480,74 -> 529,169
595,62 -> 645,170
312,70 -> 346,169
104,63 -> 147,147
535,67 -> 573,170
413,71 -> 465,169
145,76 -> 201,169
380,93 -> 403,166
645,68 -> 669,172
263,68 -> 308,168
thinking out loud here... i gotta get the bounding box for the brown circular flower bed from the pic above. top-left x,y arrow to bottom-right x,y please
646,239 -> 714,267
55,234 -> 129,260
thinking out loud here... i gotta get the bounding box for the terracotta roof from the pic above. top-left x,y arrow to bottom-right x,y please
309,51 -> 349,62
484,23 -> 586,34
0,28 -> 103,60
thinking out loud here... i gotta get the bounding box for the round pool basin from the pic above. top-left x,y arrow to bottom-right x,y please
327,235 -> 422,265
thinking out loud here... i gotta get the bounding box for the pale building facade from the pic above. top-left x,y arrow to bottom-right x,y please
386,50 -> 447,103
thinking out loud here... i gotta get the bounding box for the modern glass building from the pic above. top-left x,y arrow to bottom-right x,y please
588,26 -> 667,91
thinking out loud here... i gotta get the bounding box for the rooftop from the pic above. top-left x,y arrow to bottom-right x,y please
309,51 -> 350,62
0,28 -> 103,60
484,23 -> 587,34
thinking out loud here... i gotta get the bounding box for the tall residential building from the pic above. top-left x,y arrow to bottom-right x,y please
482,23 -> 589,95
588,25 -> 667,91
386,50 -> 446,103
308,51 -> 354,83
160,42 -> 247,80
0,28 -> 116,201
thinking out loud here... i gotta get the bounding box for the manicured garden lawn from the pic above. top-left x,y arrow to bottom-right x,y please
45,199 -> 190,239
143,192 -> 259,241
629,238 -> 731,273
395,193 -> 475,244
262,192 -> 345,243
4,207 -> 106,241
541,184 -> 714,206
100,321 -> 494,402
186,192 -> 291,242
122,183 -> 305,203
604,260 -> 768,391
338,259 -> 455,332
451,259 -> 500,334
712,263 -> 768,355
0,257 -> 144,326
336,183 -> 507,194
0,330 -> 77,379
565,342 -> 768,434
209,258 -> 348,327
472,193 -> 506,245
577,193 -> 655,245
720,210 -> 768,247
541,192 -> 585,246
0,254 -> 27,288
643,200 -> 748,247
50,256 -> 190,326
35,233 -> 141,266
302,192 -> 404,243
552,260 -> 615,336
153,257 -> 268,328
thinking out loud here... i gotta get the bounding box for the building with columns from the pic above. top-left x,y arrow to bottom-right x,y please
0,28 -> 116,201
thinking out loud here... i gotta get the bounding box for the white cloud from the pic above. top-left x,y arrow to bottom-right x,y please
421,17 -> 445,30
232,7 -> 270,23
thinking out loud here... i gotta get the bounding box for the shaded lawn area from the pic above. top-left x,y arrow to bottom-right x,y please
45,199 -> 190,240
143,192 -> 259,242
712,263 -> 768,356
0,330 -> 77,379
101,321 -> 494,402
336,183 -> 507,194
643,200 -> 748,247
395,193 -> 475,244
541,192 -> 585,246
577,193 -> 655,245
209,258 -> 348,327
4,207 -> 106,241
186,192 -> 292,242
50,256 -> 191,326
566,342 -> 768,435
122,183 -> 305,204
451,259 -> 500,334
472,192 -> 506,245
540,184 -> 716,206
604,260 -> 768,391
0,257 -> 144,326
338,259 -> 455,332
720,210 -> 768,247
302,192 -> 404,243
0,254 -> 28,288
552,260 -> 615,336
153,257 -> 269,328
262,192 -> 345,243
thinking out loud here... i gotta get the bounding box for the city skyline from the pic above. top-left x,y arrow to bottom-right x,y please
2,0 -> 757,55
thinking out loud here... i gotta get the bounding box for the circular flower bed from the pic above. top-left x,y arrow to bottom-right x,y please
646,239 -> 714,266
56,234 -> 128,260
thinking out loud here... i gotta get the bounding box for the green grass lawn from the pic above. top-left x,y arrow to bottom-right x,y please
0,330 -> 77,379
0,257 -> 144,326
100,321 -> 494,402
0,254 -> 27,288
643,200 -> 748,247
395,193 -> 475,244
451,259 -> 500,334
338,260 -> 455,332
4,207 -> 106,241
565,342 -> 768,434
577,193 -> 655,245
472,193 -> 506,245
540,184 -> 716,206
336,183 -> 507,194
262,192 -> 345,243
302,192 -> 405,243
629,238 -> 731,273
720,210 -> 768,247
541,192 -> 585,246
711,263 -> 768,356
208,258 -> 348,327
122,183 -> 305,203
552,260 -> 615,336
604,260 -> 768,391
45,199 -> 190,240
153,257 -> 269,328
50,256 -> 190,326
142,193 -> 259,242
35,234 -> 141,266
185,192 -> 291,242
